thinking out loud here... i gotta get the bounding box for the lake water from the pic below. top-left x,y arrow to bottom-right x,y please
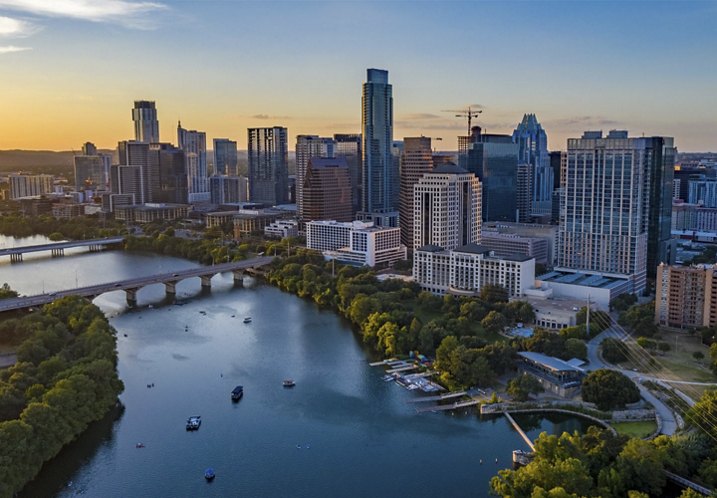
1,235 -> 593,497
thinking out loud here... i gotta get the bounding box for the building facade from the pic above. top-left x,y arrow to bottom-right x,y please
655,263 -> 717,329
209,176 -> 248,204
9,174 -> 53,199
513,114 -> 552,216
399,137 -> 434,250
301,157 -> 352,223
248,126 -> 289,206
132,100 -> 159,143
413,243 -> 535,298
295,135 -> 335,218
213,138 -> 238,176
413,164 -> 481,251
334,133 -> 362,214
177,123 -> 208,202
306,220 -> 406,267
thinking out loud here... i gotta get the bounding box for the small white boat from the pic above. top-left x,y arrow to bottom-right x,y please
282,379 -> 295,388
243,317 -> 252,323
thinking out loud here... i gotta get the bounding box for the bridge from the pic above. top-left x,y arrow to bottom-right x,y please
0,236 -> 125,262
0,256 -> 275,312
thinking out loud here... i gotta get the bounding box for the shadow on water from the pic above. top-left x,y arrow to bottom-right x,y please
18,403 -> 125,498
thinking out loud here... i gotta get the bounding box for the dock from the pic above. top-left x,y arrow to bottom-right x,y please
386,365 -> 418,374
503,412 -> 535,451
414,399 -> 480,413
368,358 -> 398,367
406,391 -> 467,403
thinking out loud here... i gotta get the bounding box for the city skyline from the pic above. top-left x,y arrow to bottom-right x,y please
0,1 -> 714,151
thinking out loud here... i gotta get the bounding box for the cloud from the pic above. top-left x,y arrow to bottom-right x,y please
546,116 -> 620,128
401,113 -> 442,120
0,45 -> 30,53
0,15 -> 37,37
250,114 -> 291,120
0,0 -> 168,28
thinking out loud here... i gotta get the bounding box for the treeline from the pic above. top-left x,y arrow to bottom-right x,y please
125,233 -> 253,266
0,213 -> 123,240
0,297 -> 124,498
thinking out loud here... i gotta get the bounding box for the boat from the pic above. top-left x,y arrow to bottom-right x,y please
231,385 -> 244,401
382,374 -> 395,382
204,468 -> 215,481
243,317 -> 252,323
282,379 -> 295,388
186,416 -> 201,430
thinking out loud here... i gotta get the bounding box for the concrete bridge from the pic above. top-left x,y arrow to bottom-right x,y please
0,256 -> 274,311
0,236 -> 125,262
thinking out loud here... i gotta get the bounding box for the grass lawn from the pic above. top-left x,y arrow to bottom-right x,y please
612,420 -> 658,439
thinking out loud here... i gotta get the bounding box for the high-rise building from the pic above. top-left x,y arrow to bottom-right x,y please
655,263 -> 717,329
82,142 -> 97,156
302,157 -> 352,223
177,122 -> 208,202
513,114 -> 551,216
150,143 -> 187,204
516,163 -> 532,223
413,163 -> 481,251
116,140 -> 151,203
295,135 -> 335,218
132,100 -> 159,143
688,179 -> 717,207
9,174 -> 53,199
549,150 -> 565,190
213,139 -> 238,176
460,127 -> 519,222
248,126 -> 289,206
360,68 -> 397,224
399,137 -> 433,250
334,133 -> 362,214
209,175 -> 248,204
558,130 -> 675,293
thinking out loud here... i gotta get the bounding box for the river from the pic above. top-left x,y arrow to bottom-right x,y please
1,234 -> 594,497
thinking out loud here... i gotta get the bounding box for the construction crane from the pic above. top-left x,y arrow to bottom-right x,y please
442,106 -> 483,135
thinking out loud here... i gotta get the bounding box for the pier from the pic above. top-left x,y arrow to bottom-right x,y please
503,412 -> 535,451
414,399 -> 480,414
406,391 -> 467,403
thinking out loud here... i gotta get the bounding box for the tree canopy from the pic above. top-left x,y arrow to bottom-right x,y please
581,370 -> 640,411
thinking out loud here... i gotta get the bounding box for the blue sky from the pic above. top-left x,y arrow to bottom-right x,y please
0,0 -> 714,151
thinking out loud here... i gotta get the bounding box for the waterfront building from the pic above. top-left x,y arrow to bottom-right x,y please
296,135 -> 335,218
655,263 -> 717,329
557,130 -> 675,293
213,139 -> 238,176
412,243 -> 535,298
413,163 -> 481,251
459,127 -> 519,222
248,126 -> 289,206
177,123 -> 209,203
399,137 -> 434,250
264,219 -> 299,239
306,220 -> 406,267
232,208 -> 289,238
359,68 -> 398,226
516,352 -> 584,398
302,157 -> 352,223
334,133 -> 362,214
8,174 -> 53,199
132,100 -> 159,143
512,114 -> 552,216
210,175 -> 248,204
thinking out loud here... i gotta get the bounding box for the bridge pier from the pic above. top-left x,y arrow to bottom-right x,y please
10,253 -> 22,263
51,248 -> 64,257
165,281 -> 178,295
232,270 -> 244,287
200,275 -> 214,289
125,288 -> 139,307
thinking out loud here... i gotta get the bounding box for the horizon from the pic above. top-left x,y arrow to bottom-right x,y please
0,1 -> 715,152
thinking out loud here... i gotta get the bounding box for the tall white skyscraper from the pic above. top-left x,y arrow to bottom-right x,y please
557,130 -> 675,293
132,101 -> 159,143
295,135 -> 335,219
248,127 -> 289,206
178,122 -> 208,202
413,164 -> 482,251
360,68 -> 398,226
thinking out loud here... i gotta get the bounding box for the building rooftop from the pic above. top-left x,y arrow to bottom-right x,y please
517,351 -> 583,373
538,270 -> 627,290
416,244 -> 445,253
454,243 -> 533,262
431,163 -> 468,175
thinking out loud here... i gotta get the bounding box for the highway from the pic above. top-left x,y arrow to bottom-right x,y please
0,256 -> 274,313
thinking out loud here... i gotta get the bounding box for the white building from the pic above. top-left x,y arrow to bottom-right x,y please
413,243 -> 535,298
413,164 -> 482,251
178,122 -> 208,202
9,174 -> 53,199
306,220 -> 406,267
265,219 -> 299,239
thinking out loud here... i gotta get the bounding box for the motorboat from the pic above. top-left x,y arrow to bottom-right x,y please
243,317 -> 252,323
231,385 -> 244,401
186,416 -> 201,430
204,468 -> 215,481
282,379 -> 295,388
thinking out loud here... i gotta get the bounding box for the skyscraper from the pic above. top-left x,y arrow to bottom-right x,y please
116,140 -> 151,204
399,137 -> 433,250
557,130 -> 675,293
512,114 -> 551,216
177,122 -> 208,202
334,133 -> 362,214
150,143 -> 187,204
413,163 -> 481,251
213,139 -> 238,176
360,68 -> 398,226
302,157 -> 353,223
132,101 -> 159,143
248,126 -> 289,206
296,135 -> 335,219
74,142 -> 110,192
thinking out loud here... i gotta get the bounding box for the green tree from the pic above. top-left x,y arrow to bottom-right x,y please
581,369 -> 640,411
601,338 -> 628,364
481,310 -> 508,335
507,373 -> 544,401
479,284 -> 509,304
563,338 -> 587,361
0,283 -> 18,300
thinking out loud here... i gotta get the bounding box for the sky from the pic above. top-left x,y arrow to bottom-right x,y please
0,0 -> 715,152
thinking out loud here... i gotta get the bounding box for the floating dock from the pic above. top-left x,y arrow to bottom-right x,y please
406,391 -> 467,403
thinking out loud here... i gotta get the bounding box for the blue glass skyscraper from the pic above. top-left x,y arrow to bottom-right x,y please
512,114 -> 552,216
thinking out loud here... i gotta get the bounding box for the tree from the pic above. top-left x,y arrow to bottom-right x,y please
619,303 -> 658,337
601,338 -> 628,364
657,342 -> 671,353
507,373 -> 544,401
563,338 -> 587,361
581,369 -> 640,411
693,351 -> 705,362
0,283 -> 18,300
481,310 -> 507,335
479,284 -> 509,304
